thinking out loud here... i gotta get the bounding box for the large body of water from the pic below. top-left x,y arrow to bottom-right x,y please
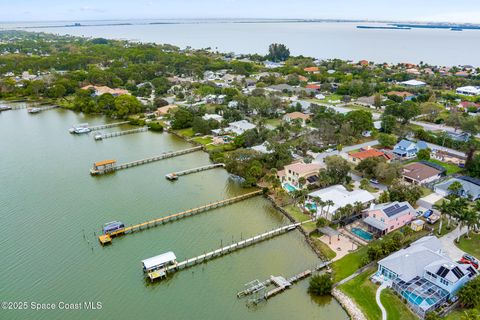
1,20 -> 479,66
0,104 -> 346,319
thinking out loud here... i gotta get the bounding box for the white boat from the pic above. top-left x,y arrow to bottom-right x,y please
27,107 -> 41,114
74,127 -> 91,134
69,123 -> 90,134
0,105 -> 12,112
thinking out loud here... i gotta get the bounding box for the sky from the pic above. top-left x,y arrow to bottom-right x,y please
1,0 -> 480,23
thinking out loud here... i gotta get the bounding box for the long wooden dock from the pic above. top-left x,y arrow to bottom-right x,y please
91,146 -> 203,175
98,190 -> 263,245
165,163 -> 225,180
146,221 -> 306,281
94,126 -> 148,140
88,121 -> 130,131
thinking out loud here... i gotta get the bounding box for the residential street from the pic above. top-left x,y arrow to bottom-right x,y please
311,140 -> 380,164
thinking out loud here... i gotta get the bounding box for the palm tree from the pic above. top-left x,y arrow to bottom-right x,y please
447,181 -> 463,199
312,197 -> 326,220
464,208 -> 479,239
353,201 -> 364,216
324,200 -> 334,219
433,201 -> 450,235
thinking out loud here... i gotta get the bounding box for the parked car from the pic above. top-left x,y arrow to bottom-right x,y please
369,179 -> 379,184
459,254 -> 479,269
416,210 -> 424,217
423,209 -> 433,218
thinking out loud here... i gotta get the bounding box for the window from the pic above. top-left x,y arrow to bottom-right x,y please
440,278 -> 449,286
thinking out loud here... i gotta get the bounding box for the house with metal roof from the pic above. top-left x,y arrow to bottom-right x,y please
402,162 -> 443,185
376,236 -> 477,318
362,201 -> 415,236
306,185 -> 375,220
434,176 -> 480,200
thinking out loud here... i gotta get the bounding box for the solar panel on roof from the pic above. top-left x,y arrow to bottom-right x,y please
467,266 -> 476,277
384,204 -> 409,217
436,266 -> 449,278
452,267 -> 465,279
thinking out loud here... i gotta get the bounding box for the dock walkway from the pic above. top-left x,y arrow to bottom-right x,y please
145,221 -> 306,281
91,146 -> 203,175
94,126 -> 148,140
88,121 -> 130,131
165,163 -> 225,180
99,190 -> 263,245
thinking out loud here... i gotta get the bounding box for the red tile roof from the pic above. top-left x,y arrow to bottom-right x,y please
306,84 -> 320,90
350,149 -> 392,161
304,67 -> 319,72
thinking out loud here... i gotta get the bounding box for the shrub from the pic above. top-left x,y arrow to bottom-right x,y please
147,121 -> 164,132
308,274 -> 333,296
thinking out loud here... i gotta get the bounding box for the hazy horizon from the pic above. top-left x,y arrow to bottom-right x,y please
1,0 -> 480,23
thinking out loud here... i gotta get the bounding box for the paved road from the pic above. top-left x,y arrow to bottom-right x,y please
412,120 -> 480,139
376,283 -> 388,320
439,226 -> 468,261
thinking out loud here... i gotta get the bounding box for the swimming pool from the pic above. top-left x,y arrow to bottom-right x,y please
305,202 -> 317,211
402,291 -> 436,306
351,227 -> 373,241
283,183 -> 297,193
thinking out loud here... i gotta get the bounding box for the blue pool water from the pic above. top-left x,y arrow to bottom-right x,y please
283,183 -> 297,193
402,291 -> 436,306
351,228 -> 373,241
305,203 -> 317,211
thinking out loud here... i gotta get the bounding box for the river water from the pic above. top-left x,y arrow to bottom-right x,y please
1,20 -> 479,66
0,104 -> 347,320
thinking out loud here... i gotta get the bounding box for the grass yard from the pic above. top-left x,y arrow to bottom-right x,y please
205,143 -> 236,152
427,159 -> 464,175
311,235 -> 337,261
265,118 -> 281,128
338,267 -> 381,320
380,289 -> 417,320
420,186 -> 433,197
339,267 -> 417,320
175,128 -> 195,138
192,136 -> 213,145
331,246 -> 368,282
444,307 -> 480,320
283,204 -> 317,232
456,233 -> 480,259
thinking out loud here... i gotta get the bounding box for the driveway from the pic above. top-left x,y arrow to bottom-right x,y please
439,226 -> 468,261
417,193 -> 444,209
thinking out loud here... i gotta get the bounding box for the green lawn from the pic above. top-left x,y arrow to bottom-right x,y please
456,233 -> 480,259
445,307 -> 480,320
283,204 -> 317,232
339,267 -> 416,320
380,289 -> 417,320
175,128 -> 195,138
265,118 -> 282,128
338,267 -> 381,320
311,235 -> 337,261
420,186 -> 433,197
205,143 -> 236,152
192,136 -> 213,145
331,246 -> 368,283
433,217 -> 457,237
427,159 -> 463,175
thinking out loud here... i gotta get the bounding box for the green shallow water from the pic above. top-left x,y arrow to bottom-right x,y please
0,103 -> 347,320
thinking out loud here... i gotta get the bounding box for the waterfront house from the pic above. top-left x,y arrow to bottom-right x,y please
282,112 -> 310,126
393,140 -> 427,159
376,236 -> 477,318
155,104 -> 178,116
81,85 -> 130,97
402,162 -> 444,185
362,201 -> 415,236
307,185 -> 375,220
434,176 -> 480,200
348,147 -> 392,164
277,162 -> 322,190
456,86 -> 480,96
212,120 -> 255,136
202,114 -> 224,122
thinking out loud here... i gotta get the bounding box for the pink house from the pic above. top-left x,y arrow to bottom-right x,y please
362,201 -> 415,236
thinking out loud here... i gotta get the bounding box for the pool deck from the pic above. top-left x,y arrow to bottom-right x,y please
319,233 -> 358,261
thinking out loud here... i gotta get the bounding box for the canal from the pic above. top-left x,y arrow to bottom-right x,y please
0,103 -> 347,320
